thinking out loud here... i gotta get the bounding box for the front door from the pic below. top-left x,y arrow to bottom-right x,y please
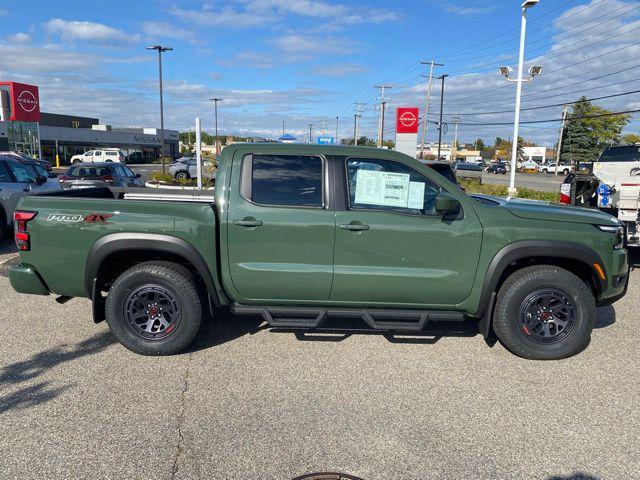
331,157 -> 482,308
226,152 -> 335,302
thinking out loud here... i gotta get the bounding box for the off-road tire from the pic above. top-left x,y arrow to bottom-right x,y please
493,265 -> 596,360
105,261 -> 202,355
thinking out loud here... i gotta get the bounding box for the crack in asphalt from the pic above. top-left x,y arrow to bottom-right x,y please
171,354 -> 192,480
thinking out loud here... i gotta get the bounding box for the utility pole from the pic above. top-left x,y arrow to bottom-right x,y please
335,116 -> 339,144
419,60 -> 444,159
436,74 -> 449,162
375,85 -> 392,148
452,115 -> 460,162
146,45 -> 173,173
282,120 -> 285,136
353,103 -> 365,146
308,123 -> 313,143
555,105 -> 569,176
209,97 -> 223,155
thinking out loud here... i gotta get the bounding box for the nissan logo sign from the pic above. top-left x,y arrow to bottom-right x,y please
399,111 -> 417,127
17,90 -> 38,113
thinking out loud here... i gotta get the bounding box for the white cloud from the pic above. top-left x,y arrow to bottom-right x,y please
311,63 -> 367,77
43,18 -> 140,44
139,21 -> 202,45
170,1 -> 401,29
5,32 -> 30,43
208,72 -> 223,80
435,1 -> 495,16
0,9 -> 8,16
271,34 -> 359,60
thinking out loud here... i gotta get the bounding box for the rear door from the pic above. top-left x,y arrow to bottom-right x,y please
331,156 -> 482,307
93,151 -> 104,163
226,152 -> 335,302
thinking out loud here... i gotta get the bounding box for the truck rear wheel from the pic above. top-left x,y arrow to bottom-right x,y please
105,261 -> 202,355
492,265 -> 595,360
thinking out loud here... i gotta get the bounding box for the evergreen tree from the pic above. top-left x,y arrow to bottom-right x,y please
560,97 -> 630,164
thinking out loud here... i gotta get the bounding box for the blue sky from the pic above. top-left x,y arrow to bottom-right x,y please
1,0 -> 639,146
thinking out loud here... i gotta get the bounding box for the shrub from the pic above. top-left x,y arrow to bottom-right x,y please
459,179 -> 559,203
150,172 -> 173,183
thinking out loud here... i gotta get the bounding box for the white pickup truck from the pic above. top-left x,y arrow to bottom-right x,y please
560,145 -> 640,246
540,163 -> 572,175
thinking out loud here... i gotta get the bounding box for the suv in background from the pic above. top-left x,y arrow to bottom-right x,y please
486,163 -> 507,174
59,162 -> 144,189
540,163 -> 572,175
0,151 -> 52,173
0,156 -> 62,239
70,149 -> 126,164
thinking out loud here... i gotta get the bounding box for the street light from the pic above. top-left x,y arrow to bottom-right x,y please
146,45 -> 173,173
500,0 -> 539,197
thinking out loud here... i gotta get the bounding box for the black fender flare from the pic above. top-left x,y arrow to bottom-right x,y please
85,232 -> 223,307
475,240 -> 606,319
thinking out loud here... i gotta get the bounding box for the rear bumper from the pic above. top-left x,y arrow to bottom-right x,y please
9,264 -> 50,296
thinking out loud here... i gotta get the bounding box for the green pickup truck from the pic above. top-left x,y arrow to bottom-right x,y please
9,144 -> 629,359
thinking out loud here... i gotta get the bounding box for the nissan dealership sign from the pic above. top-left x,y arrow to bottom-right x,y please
0,81 -> 41,122
395,107 -> 419,157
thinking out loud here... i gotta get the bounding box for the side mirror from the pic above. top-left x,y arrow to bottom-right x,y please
435,191 -> 460,215
135,173 -> 141,178
36,176 -> 47,185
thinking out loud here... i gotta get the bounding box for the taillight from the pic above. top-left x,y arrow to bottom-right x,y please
100,174 -> 114,182
59,175 -> 69,181
14,211 -> 37,251
559,183 -> 571,205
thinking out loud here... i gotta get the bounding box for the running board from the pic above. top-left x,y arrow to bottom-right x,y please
231,304 -> 466,332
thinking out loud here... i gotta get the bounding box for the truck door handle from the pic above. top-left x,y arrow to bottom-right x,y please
339,222 -> 369,231
233,217 -> 263,227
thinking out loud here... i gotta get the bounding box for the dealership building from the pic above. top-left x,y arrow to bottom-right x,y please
0,81 -> 178,165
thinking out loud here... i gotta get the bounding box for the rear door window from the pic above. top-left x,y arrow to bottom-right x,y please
599,146 -> 640,162
242,154 -> 324,207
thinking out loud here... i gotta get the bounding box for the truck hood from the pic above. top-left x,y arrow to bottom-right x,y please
472,194 -> 619,226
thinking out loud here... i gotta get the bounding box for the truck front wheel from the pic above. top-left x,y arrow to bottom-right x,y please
492,265 -> 595,360
105,261 -> 202,355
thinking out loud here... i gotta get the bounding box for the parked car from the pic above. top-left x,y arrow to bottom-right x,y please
540,163 -> 572,175
0,151 -> 53,173
58,163 -> 144,189
486,163 -> 507,174
0,156 -> 62,239
169,157 -> 215,180
70,149 -> 126,164
418,160 -> 457,185
9,144 -> 629,360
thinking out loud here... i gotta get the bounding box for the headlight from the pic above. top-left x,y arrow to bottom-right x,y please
596,224 -> 625,250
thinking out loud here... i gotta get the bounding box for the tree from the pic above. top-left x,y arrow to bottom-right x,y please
473,138 -> 486,151
560,96 -> 630,164
623,133 -> 640,145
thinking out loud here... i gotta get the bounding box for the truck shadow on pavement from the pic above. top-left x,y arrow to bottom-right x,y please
547,473 -> 599,480
0,331 -> 115,414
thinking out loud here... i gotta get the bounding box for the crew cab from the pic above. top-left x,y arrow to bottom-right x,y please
9,144 -> 629,360
70,149 -> 126,164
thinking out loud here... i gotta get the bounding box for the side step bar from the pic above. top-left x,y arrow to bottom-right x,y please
231,304 -> 466,332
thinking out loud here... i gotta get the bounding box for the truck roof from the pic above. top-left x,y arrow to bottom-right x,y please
221,142 -> 413,160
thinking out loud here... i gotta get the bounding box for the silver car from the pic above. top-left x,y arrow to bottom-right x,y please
0,156 -> 62,239
169,157 -> 215,180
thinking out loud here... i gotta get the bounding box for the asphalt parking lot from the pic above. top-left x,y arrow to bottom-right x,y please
0,239 -> 639,480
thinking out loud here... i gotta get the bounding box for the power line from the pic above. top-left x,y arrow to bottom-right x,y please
443,89 -> 640,117
454,108 -> 639,126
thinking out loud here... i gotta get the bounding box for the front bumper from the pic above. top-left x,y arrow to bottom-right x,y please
597,248 -> 630,306
9,264 -> 50,296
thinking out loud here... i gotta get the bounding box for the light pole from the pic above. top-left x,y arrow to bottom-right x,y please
436,74 -> 448,161
146,45 -> 173,173
500,0 -> 542,197
335,116 -> 339,144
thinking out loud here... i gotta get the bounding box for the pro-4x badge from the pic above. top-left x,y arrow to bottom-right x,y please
46,214 -> 83,223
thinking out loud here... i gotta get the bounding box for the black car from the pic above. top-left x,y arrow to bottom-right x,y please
486,163 -> 507,174
59,162 -> 144,189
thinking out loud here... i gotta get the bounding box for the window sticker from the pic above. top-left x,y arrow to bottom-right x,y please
354,169 -> 414,208
408,181 -> 426,209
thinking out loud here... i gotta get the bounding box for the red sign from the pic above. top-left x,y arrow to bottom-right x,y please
396,107 -> 419,134
0,82 -> 41,122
